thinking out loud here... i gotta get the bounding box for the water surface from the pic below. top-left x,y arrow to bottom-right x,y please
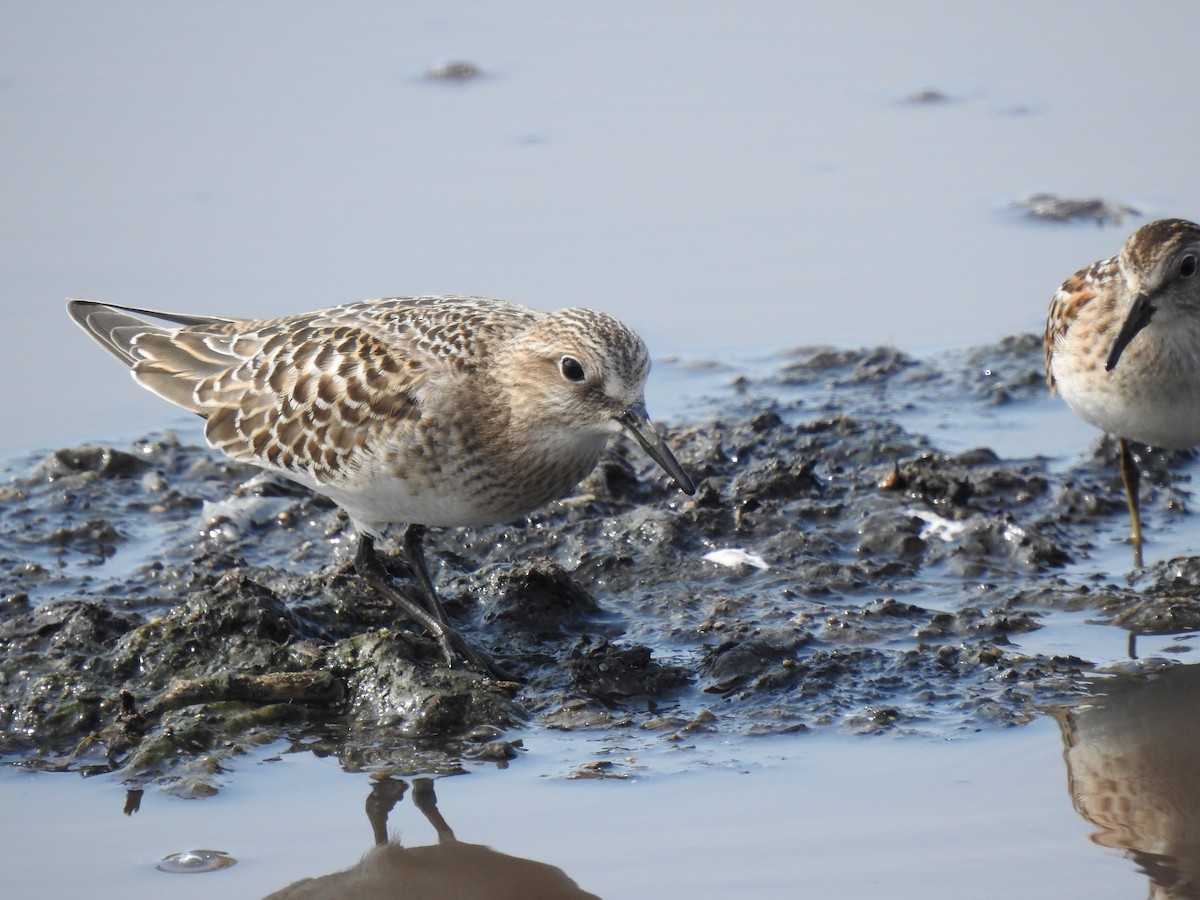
3,3 -> 1198,897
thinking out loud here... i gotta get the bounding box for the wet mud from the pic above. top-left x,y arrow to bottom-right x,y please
2,334 -> 1197,793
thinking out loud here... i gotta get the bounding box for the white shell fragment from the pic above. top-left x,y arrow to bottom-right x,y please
702,548 -> 770,570
909,509 -> 966,543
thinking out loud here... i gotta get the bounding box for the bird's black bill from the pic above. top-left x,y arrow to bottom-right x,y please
1105,293 -> 1156,372
619,405 -> 696,495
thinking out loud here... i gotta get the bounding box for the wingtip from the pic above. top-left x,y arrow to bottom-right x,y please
66,298 -> 102,328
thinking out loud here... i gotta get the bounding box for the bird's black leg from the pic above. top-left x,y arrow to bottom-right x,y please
357,530 -> 515,680
1118,438 -> 1144,569
401,524 -> 517,680
402,525 -> 453,629
355,533 -> 458,667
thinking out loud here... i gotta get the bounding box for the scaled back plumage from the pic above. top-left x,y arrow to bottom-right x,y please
67,295 -> 692,531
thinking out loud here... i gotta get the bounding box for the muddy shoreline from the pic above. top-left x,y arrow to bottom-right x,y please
2,334 -> 1197,794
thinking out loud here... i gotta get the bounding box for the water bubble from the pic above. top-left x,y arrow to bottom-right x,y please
156,849 -> 236,874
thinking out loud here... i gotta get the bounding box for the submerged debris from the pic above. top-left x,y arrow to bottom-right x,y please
905,88 -> 952,104
1011,193 -> 1140,226
424,60 -> 484,81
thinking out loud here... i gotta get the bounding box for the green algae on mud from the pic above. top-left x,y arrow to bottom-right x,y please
1,334 -> 1199,794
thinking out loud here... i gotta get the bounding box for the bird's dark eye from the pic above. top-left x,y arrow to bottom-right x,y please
1182,255 -> 1198,278
559,356 -> 586,382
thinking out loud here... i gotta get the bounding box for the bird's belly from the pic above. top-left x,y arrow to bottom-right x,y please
1058,369 -> 1200,448
329,482 -> 514,531
1054,312 -> 1200,448
321,445 -> 607,533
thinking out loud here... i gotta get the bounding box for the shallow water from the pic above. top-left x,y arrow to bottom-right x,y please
5,2 -> 1200,898
2,720 -> 1143,898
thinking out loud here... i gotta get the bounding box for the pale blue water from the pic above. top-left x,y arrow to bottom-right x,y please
5,0 -> 1200,454
2,2 -> 1197,896
2,721 -> 1139,898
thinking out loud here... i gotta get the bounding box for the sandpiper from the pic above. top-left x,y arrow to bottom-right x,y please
1045,218 -> 1200,567
68,296 -> 696,675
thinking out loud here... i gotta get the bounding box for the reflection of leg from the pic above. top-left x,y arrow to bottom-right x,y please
1118,438 -> 1144,568
365,777 -> 409,846
355,533 -> 457,666
123,789 -> 143,816
412,777 -> 457,844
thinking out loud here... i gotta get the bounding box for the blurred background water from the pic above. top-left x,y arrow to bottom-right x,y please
5,1 -> 1200,453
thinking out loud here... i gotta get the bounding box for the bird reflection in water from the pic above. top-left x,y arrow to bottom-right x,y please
1053,662 -> 1200,898
265,775 -> 598,899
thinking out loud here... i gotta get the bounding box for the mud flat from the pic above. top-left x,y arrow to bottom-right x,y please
4,335 -> 1198,804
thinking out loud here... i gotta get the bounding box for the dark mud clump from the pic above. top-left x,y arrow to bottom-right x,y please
0,335 -> 1186,790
